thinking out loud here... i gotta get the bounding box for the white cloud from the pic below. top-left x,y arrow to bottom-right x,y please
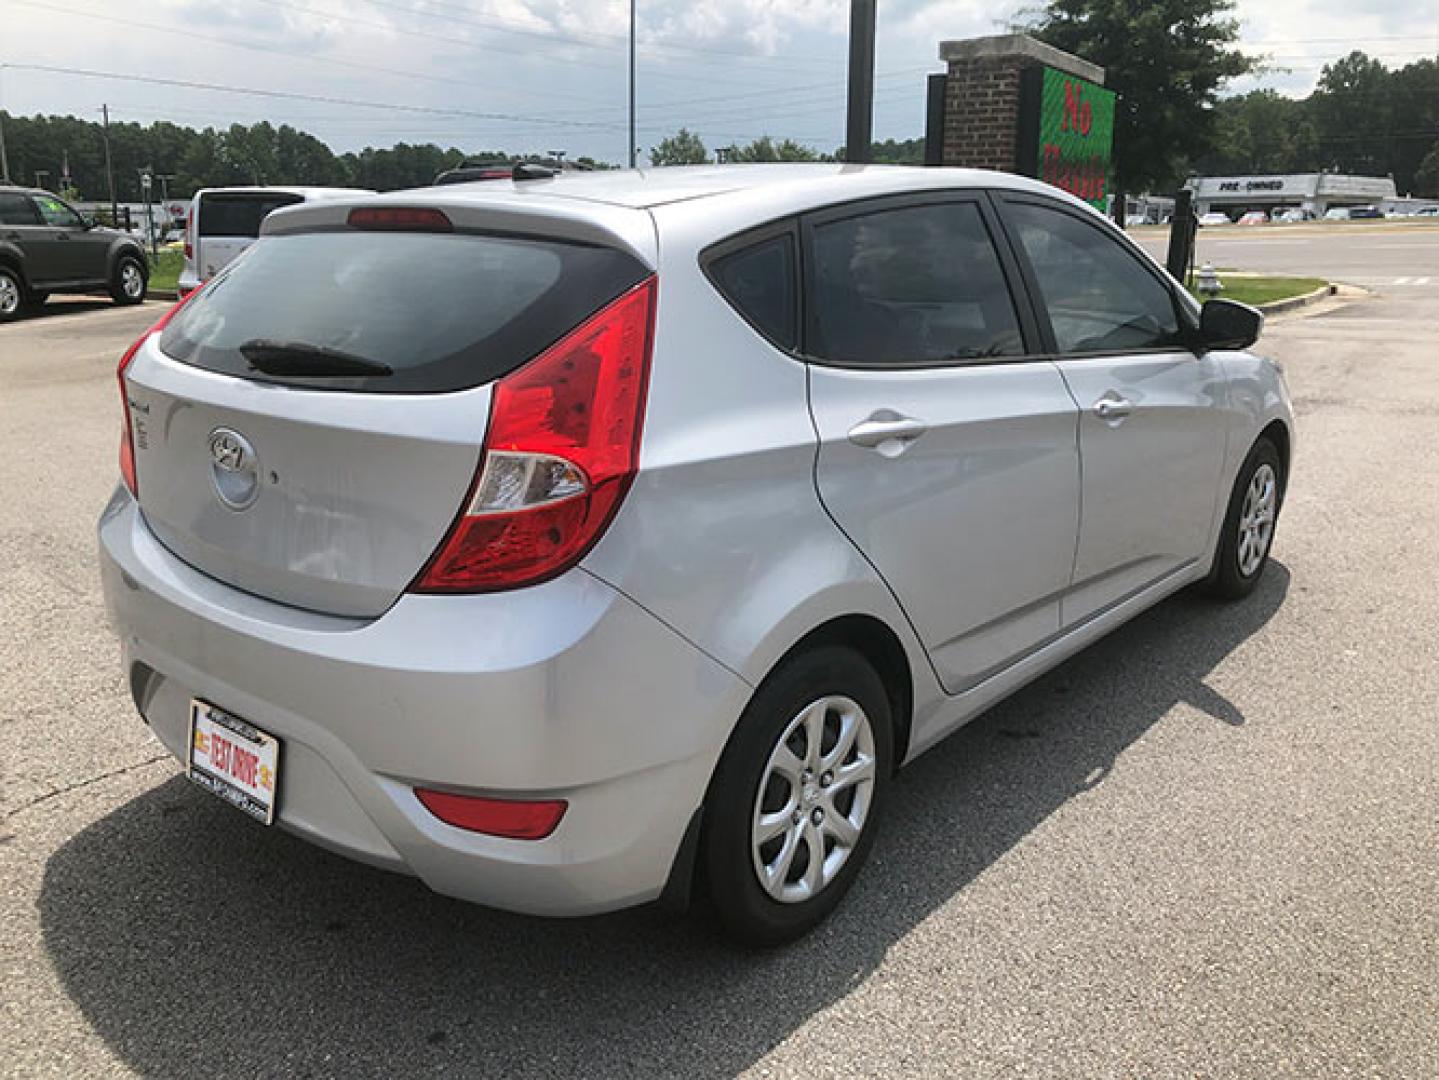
0,0 -> 1425,162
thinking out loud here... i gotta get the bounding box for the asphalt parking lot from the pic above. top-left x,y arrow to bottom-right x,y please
2,228 -> 1436,1078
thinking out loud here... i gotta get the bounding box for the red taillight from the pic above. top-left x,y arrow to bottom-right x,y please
183,208 -> 192,260
414,789 -> 567,840
347,207 -> 452,231
117,290 -> 201,497
412,276 -> 657,593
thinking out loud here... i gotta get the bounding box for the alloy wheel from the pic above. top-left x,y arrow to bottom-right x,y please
121,262 -> 145,299
1237,462 -> 1277,576
751,694 -> 877,904
0,274 -> 18,316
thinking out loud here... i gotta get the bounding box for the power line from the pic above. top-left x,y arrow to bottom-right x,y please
348,0 -> 843,68
0,62 -> 629,131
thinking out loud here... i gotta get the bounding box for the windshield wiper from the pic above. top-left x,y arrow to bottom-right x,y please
239,339 -> 393,377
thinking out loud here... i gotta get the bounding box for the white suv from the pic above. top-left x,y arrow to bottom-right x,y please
177,185 -> 372,295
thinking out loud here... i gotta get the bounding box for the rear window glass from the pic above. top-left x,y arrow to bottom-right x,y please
197,194 -> 304,238
708,234 -> 797,350
159,231 -> 647,393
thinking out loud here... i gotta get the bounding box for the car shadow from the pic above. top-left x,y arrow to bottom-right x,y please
40,565 -> 1289,1079
15,297 -> 118,320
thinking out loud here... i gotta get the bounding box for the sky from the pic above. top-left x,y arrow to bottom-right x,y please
1,0 -> 1434,163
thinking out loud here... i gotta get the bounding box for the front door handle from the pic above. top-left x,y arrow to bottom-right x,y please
1092,393 -> 1133,422
847,414 -> 929,451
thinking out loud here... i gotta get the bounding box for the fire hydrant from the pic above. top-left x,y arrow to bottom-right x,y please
1197,262 -> 1223,297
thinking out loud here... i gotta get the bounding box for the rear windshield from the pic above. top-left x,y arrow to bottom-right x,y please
197,193 -> 304,238
159,231 -> 647,393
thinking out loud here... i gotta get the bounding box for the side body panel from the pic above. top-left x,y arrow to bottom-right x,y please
1056,353 -> 1230,624
579,202 -> 948,727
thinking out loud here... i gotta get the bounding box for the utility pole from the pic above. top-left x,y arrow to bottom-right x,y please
100,104 -> 118,226
0,64 -> 11,183
628,0 -> 637,168
845,0 -> 876,164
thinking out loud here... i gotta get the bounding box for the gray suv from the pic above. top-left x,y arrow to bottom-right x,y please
98,165 -> 1293,944
0,186 -> 148,320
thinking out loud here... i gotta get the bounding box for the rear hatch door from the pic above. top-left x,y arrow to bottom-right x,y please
195,191 -> 303,278
124,202 -> 651,617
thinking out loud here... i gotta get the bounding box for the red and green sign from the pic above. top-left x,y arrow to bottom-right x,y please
1020,66 -> 1116,209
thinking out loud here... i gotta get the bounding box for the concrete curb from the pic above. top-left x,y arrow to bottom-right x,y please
1256,282 -> 1336,315
145,289 -> 179,302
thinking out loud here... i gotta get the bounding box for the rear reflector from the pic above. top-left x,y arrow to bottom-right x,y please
414,789 -> 567,840
411,275 -> 656,593
117,290 -> 202,497
348,207 -> 452,231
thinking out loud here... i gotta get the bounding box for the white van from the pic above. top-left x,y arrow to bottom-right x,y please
178,186 -> 372,296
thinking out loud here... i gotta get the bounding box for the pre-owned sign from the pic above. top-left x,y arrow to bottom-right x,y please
1017,66 -> 1116,209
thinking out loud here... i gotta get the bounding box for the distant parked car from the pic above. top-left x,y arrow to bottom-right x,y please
1237,211 -> 1268,226
1272,207 -> 1312,223
1414,206 -> 1439,218
178,186 -> 373,296
1198,211 -> 1232,226
1323,207 -> 1351,221
1347,205 -> 1382,220
0,185 -> 149,321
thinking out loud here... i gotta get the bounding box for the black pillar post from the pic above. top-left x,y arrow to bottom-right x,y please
845,0 -> 876,163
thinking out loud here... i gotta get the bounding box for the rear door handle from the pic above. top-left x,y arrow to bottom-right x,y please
1092,393 -> 1133,422
847,414 -> 929,451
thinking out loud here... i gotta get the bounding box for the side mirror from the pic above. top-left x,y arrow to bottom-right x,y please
80,215 -> 97,230
1198,298 -> 1264,351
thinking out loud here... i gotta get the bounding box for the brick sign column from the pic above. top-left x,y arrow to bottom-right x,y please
936,33 -> 1107,177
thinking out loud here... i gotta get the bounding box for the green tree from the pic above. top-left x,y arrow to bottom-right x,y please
1416,143 -> 1439,197
729,136 -> 818,162
1027,0 -> 1256,194
649,128 -> 709,166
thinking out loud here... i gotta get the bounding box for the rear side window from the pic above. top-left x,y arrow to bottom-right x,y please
0,193 -> 41,225
159,231 -> 648,393
708,234 -> 797,350
1005,201 -> 1183,354
197,194 -> 304,238
808,202 -> 1024,365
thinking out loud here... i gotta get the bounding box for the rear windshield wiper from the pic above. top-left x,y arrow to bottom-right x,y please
239,339 -> 393,377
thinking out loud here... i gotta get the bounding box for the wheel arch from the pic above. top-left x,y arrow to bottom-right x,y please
1259,418 -> 1291,489
0,244 -> 29,287
764,614 -> 915,771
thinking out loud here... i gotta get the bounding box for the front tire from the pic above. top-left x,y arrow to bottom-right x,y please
702,645 -> 892,947
0,267 -> 23,322
110,254 -> 147,305
1204,437 -> 1284,600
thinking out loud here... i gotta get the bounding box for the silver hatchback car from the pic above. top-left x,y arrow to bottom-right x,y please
99,165 -> 1292,944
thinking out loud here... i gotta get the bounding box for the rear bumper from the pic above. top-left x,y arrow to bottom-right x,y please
98,488 -> 749,916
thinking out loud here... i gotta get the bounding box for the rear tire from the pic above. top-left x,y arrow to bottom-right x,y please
1203,437 -> 1284,600
702,645 -> 892,947
110,255 -> 147,305
0,267 -> 22,322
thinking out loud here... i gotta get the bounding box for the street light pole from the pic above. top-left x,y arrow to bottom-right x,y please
628,0 -> 636,168
845,0 -> 876,164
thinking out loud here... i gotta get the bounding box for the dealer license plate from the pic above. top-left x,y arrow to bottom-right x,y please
187,699 -> 280,825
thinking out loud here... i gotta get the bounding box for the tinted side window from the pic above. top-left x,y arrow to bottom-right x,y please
33,195 -> 83,228
0,193 -> 41,225
1007,202 -> 1182,354
809,202 -> 1023,365
708,234 -> 796,350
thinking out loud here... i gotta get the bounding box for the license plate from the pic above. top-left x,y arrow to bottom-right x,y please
187,699 -> 280,825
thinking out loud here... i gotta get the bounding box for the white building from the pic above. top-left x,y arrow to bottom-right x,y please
1185,173 -> 1399,217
